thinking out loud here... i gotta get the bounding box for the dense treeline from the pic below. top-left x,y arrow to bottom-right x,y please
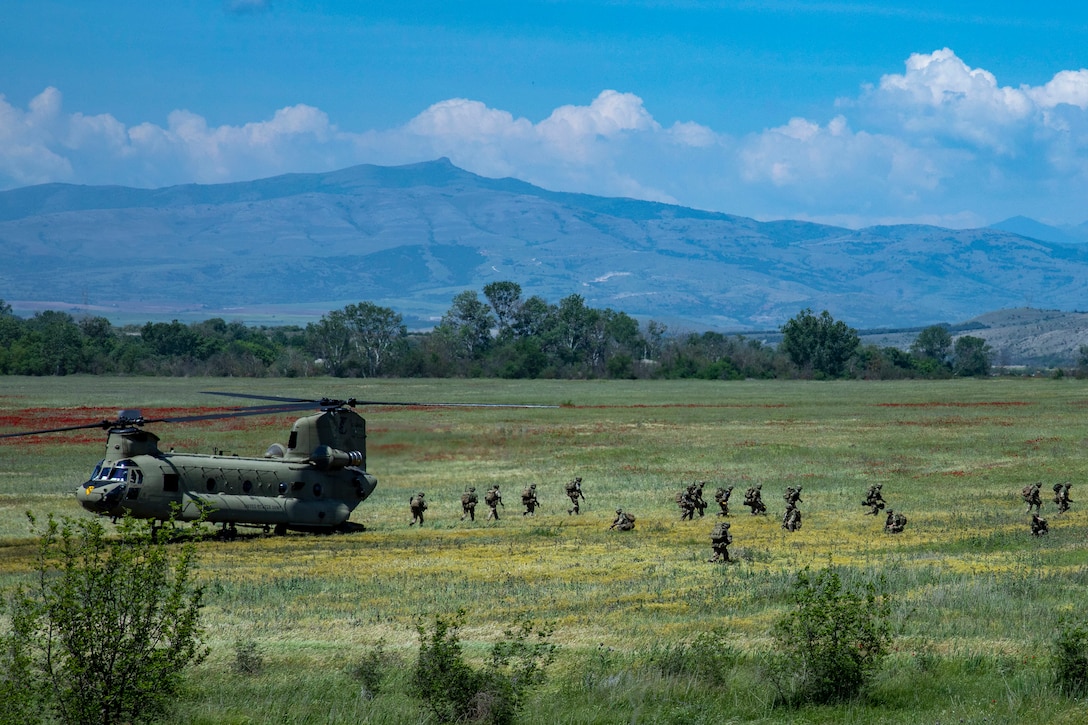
0,287 -> 1015,379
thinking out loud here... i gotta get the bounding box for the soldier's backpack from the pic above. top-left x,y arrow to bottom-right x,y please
711,522 -> 731,543
675,490 -> 686,504
624,513 -> 636,525
566,479 -> 580,494
485,489 -> 499,505
461,491 -> 477,506
522,486 -> 534,501
1021,484 -> 1034,501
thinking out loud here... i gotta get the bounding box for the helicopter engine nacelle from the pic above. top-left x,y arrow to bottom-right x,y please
309,445 -> 365,471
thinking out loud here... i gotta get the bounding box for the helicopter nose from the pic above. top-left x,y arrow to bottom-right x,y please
77,481 -> 126,514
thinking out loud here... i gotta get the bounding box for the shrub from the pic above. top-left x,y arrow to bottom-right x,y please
766,566 -> 891,705
412,609 -> 556,724
1053,618 -> 1088,697
232,638 -> 264,675
1,514 -> 207,725
647,628 -> 739,686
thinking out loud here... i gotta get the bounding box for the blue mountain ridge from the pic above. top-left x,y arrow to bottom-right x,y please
2,158 -> 1087,332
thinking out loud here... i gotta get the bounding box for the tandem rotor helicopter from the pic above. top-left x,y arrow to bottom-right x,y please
0,392 -> 555,538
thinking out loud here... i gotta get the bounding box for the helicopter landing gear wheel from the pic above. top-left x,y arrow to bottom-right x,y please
216,523 -> 238,541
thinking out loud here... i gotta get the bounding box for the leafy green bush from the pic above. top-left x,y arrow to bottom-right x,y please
1,514 -> 207,725
647,628 -> 739,686
766,566 -> 891,705
412,609 -> 556,724
1053,618 -> 1088,697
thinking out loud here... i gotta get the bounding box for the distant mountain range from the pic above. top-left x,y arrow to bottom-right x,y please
3,158 -> 1088,339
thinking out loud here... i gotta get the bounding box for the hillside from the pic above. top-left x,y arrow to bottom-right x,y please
3,159 -> 1088,335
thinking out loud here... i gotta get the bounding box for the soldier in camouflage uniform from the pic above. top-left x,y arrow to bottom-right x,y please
884,508 -> 906,534
609,508 -> 636,531
862,483 -> 886,515
566,477 -> 585,515
409,492 -> 427,526
1031,512 -> 1049,536
709,521 -> 732,562
743,484 -> 767,515
485,485 -> 503,521
714,486 -> 734,517
677,485 -> 697,521
1059,483 -> 1073,514
521,483 -> 540,516
783,486 -> 802,507
1022,482 -> 1042,514
460,487 -> 478,521
693,481 -> 708,517
782,503 -> 802,532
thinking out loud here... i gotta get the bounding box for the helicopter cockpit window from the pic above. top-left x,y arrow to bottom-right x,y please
94,460 -> 139,483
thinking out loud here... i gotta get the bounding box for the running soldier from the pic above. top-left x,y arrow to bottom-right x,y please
862,483 -> 886,515
460,487 -> 478,521
409,492 -> 427,526
1022,482 -> 1042,514
743,484 -> 767,515
714,486 -> 734,517
566,477 -> 585,515
693,481 -> 708,517
783,486 -> 803,507
676,485 -> 696,521
521,483 -> 540,516
1059,483 -> 1073,514
609,508 -> 636,531
1031,513 -> 1049,536
485,485 -> 503,521
782,503 -> 802,532
884,509 -> 906,534
709,521 -> 732,562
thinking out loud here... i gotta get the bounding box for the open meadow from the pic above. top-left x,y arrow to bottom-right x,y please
2,376 -> 1088,723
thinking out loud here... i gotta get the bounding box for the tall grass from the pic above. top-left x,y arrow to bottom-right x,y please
2,376 -> 1088,722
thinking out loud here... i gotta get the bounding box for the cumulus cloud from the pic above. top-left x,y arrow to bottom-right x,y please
4,50 -> 1088,226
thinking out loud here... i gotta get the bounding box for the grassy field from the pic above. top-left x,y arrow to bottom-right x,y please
2,376 -> 1088,723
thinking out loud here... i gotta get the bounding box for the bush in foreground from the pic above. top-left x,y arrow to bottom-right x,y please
766,565 -> 891,705
1,514 -> 207,725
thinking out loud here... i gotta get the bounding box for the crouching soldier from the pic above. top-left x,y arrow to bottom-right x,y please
609,508 -> 636,531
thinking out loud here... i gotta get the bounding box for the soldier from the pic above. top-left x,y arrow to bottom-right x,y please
884,508 -> 906,534
609,508 -> 636,531
693,481 -> 708,517
485,484 -> 503,521
782,503 -> 802,532
1021,482 -> 1042,514
783,486 -> 802,507
521,483 -> 540,516
1059,483 -> 1073,514
743,484 -> 767,515
709,521 -> 732,562
409,491 -> 427,526
565,477 -> 585,515
862,483 -> 886,515
1052,482 -> 1064,509
1031,512 -> 1049,536
676,485 -> 696,521
714,486 -> 734,517
460,487 -> 478,521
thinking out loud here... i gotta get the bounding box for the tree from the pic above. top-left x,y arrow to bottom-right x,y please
910,324 -> 953,364
779,309 -> 860,378
343,302 -> 407,377
2,515 -> 207,725
305,310 -> 353,376
483,281 -> 522,341
438,290 -> 496,360
952,335 -> 992,377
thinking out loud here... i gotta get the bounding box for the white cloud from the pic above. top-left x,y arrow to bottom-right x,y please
4,50 -> 1088,226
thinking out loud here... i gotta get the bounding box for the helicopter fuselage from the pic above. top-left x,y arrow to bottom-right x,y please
75,408 -> 378,532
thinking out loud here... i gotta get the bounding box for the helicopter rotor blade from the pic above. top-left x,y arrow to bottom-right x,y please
0,419 -> 117,439
202,391 -> 558,409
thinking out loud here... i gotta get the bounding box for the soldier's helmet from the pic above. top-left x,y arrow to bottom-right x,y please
616,508 -> 623,514
575,477 -> 582,482
531,483 -> 537,489
418,492 -> 425,497
1054,483 -> 1063,491
756,484 -> 762,490
469,487 -> 476,492
887,508 -> 894,514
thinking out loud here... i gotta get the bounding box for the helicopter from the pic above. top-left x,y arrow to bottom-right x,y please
0,392 -> 555,537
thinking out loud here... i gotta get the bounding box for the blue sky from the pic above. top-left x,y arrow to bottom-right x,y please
3,1 -> 1088,228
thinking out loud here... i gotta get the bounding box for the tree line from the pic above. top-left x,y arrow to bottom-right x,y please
0,286 -> 1008,379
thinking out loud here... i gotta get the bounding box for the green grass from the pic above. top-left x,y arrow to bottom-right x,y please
3,376 -> 1088,722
